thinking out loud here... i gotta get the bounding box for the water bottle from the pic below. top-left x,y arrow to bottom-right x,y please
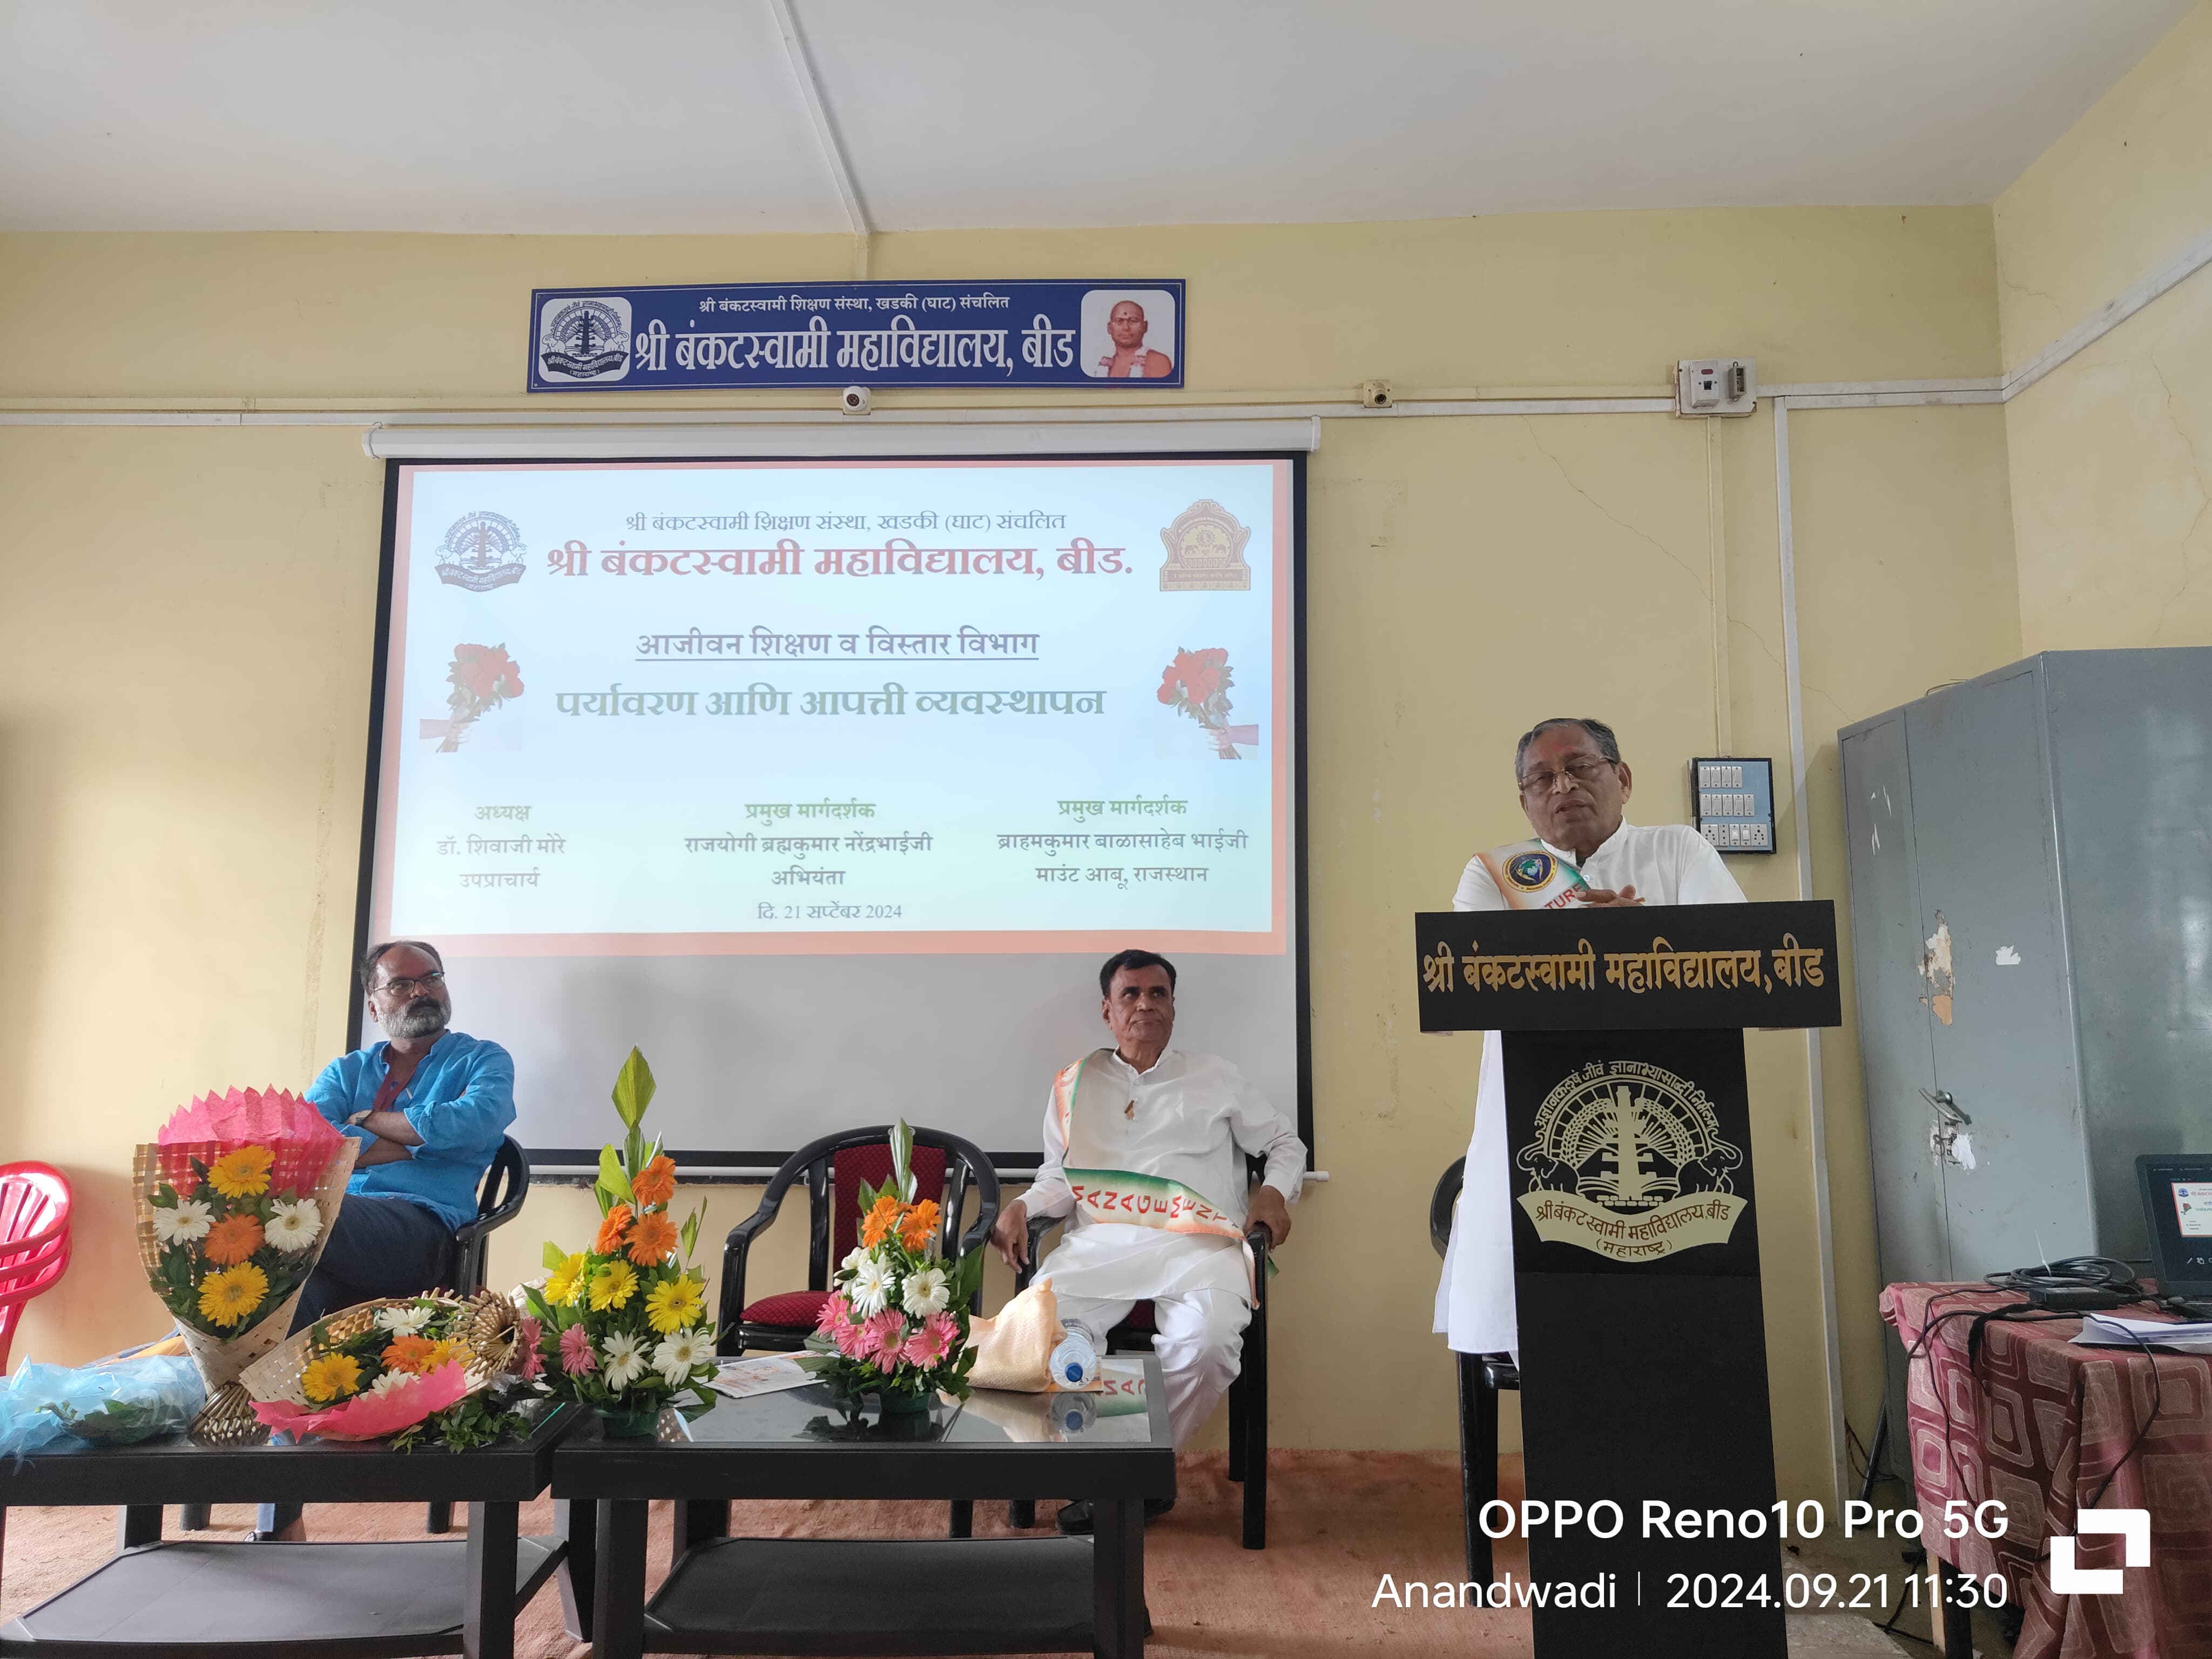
1050,1331 -> 1098,1388
1055,1393 -> 1098,1436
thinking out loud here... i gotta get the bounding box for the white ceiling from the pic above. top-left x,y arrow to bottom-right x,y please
0,1 -> 2191,234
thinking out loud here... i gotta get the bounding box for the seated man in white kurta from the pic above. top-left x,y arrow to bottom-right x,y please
1434,717 -> 1745,1363
990,948 -> 1303,1535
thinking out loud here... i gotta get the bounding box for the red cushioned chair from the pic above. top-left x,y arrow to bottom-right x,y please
716,1126 -> 1000,1357
1009,1153 -> 1274,1549
0,1162 -> 74,1373
698,1127 -> 998,1546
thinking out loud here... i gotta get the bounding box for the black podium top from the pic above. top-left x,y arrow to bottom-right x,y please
1414,899 -> 1841,1032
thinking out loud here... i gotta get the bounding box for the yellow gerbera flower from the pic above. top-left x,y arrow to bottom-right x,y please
589,1259 -> 639,1311
418,1336 -> 471,1373
198,1263 -> 269,1328
206,1144 -> 275,1199
544,1252 -> 588,1306
301,1353 -> 361,1404
644,1274 -> 705,1334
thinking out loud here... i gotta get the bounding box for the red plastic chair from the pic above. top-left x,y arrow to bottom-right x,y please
0,1163 -> 73,1373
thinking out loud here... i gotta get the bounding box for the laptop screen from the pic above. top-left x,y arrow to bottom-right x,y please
2138,1157 -> 2212,1295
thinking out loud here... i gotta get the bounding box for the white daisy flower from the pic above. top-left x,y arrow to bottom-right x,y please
368,1370 -> 416,1398
652,1327 -> 712,1385
373,1301 -> 434,1334
265,1198 -> 323,1253
153,1198 -> 213,1246
848,1253 -> 894,1318
601,1330 -> 648,1390
900,1264 -> 950,1319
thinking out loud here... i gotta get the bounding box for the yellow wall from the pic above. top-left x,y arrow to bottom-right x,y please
0,207 -> 2026,1499
1997,1 -> 2212,652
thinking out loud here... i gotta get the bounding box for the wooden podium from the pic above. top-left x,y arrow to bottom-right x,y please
1415,900 -> 1842,1658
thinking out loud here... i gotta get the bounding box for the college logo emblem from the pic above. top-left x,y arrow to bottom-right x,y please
1516,1061 -> 1746,1263
435,512 -> 529,592
1505,852 -> 1557,892
537,295 -> 632,381
1158,500 -> 1253,592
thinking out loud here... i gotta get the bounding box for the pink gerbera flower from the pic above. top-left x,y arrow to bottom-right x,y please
514,1316 -> 547,1381
902,1311 -> 959,1368
859,1310 -> 905,1367
832,1317 -> 867,1359
558,1322 -> 598,1377
815,1292 -> 854,1336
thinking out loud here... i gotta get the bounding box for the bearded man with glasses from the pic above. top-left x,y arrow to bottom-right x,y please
294,940 -> 516,1329
1432,717 -> 1744,1363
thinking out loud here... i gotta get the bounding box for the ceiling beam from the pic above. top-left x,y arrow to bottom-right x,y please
768,0 -> 872,275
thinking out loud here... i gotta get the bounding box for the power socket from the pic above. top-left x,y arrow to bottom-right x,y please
1676,358 -> 1757,417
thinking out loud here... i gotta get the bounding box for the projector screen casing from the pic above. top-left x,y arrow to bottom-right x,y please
352,455 -> 1310,1172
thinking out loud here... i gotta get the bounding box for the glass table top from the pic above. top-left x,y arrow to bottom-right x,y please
646,1355 -> 1163,1451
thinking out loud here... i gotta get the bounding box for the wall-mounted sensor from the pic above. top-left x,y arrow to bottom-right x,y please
840,385 -> 872,415
1675,359 -> 1757,417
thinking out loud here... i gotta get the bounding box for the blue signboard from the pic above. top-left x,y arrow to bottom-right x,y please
527,279 -> 1185,393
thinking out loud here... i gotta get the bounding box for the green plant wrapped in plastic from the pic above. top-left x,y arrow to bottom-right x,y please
0,1357 -> 207,1457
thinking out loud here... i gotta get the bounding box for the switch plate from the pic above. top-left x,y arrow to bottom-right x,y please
1676,358 -> 1757,417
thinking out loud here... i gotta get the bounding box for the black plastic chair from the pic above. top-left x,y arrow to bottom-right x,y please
1008,1154 -> 1274,1549
423,1136 -> 530,1535
1433,1155 -> 1518,1586
702,1126 -> 999,1545
220,1137 -> 535,1541
714,1125 -> 999,1357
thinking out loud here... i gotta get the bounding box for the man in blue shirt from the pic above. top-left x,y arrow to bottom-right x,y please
296,940 -> 516,1330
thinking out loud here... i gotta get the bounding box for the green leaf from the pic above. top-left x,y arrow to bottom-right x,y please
611,1047 -> 656,1129
542,1240 -> 570,1272
679,1203 -> 702,1261
948,1247 -> 986,1309
889,1120 -> 915,1202
855,1175 -> 879,1212
597,1144 -> 633,1207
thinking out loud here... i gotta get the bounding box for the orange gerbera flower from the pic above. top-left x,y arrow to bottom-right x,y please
625,1210 -> 679,1266
898,1199 -> 942,1252
382,1333 -> 436,1374
595,1204 -> 634,1256
859,1194 -> 903,1249
204,1213 -> 266,1267
630,1155 -> 677,1209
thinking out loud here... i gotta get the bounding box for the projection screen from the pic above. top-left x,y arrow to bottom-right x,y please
358,456 -> 1306,1169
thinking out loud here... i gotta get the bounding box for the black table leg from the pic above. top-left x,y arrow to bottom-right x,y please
948,1499 -> 973,1538
115,1504 -> 163,1552
462,1500 -> 518,1659
178,1503 -> 211,1531
673,1498 -> 730,1561
592,1498 -> 650,1659
555,1498 -> 595,1641
1938,1558 -> 1975,1657
1091,1496 -> 1145,1659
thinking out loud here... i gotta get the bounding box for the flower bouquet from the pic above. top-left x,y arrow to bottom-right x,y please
1156,646 -> 1257,759
808,1122 -> 985,1414
132,1087 -> 357,1412
523,1049 -> 716,1435
241,1291 -> 531,1451
439,643 -> 524,752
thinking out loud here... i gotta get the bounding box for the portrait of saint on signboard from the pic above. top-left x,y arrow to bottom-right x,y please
1081,288 -> 1177,380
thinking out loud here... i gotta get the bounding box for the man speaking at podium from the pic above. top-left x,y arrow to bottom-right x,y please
1434,717 -> 1744,1362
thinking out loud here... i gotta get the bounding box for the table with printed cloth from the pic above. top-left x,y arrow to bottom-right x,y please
1881,1282 -> 2212,1659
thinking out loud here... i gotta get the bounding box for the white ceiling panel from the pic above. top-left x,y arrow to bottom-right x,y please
0,0 -> 2192,233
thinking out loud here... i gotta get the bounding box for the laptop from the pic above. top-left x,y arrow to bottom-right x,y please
2137,1154 -> 2212,1314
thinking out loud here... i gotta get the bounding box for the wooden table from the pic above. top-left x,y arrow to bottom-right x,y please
552,1357 -> 1174,1658
0,1401 -> 581,1659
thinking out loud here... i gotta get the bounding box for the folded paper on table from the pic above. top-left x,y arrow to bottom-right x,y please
2074,1312 -> 2212,1354
710,1354 -> 830,1400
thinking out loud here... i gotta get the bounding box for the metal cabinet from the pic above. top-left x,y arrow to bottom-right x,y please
1839,649 -> 2212,1437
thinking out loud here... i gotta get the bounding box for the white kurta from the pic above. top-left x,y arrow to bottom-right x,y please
1027,1048 -> 1305,1306
1433,820 -> 1746,1358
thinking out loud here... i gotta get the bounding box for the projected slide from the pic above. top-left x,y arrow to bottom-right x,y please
371,460 -> 1290,954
